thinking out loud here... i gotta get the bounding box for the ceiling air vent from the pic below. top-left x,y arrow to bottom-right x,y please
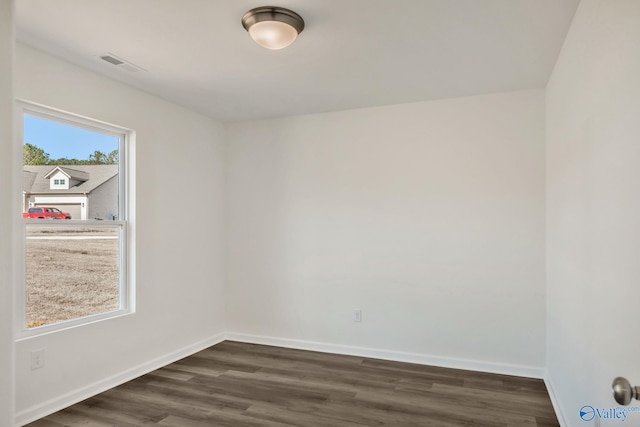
98,53 -> 145,73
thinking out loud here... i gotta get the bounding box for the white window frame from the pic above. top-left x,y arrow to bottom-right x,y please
15,100 -> 135,338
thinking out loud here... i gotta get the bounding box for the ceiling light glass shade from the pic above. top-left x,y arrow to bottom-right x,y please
242,6 -> 305,50
248,21 -> 298,50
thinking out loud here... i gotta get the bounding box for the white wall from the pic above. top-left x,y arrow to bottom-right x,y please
546,1 -> 640,425
89,176 -> 118,220
0,1 -> 15,425
14,44 -> 227,424
225,90 -> 546,372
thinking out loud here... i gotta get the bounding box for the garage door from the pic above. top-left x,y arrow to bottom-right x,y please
37,203 -> 82,220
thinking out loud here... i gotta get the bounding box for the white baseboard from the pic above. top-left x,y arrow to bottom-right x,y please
544,372 -> 568,427
225,332 -> 545,379
14,333 -> 225,427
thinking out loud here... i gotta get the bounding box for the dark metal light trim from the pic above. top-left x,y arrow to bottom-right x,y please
242,6 -> 305,35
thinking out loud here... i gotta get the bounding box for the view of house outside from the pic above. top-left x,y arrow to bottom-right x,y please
23,114 -> 122,328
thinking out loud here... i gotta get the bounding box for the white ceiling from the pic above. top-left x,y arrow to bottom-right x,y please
15,0 -> 580,122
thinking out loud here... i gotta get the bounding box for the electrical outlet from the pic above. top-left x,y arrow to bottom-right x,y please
31,349 -> 44,370
353,309 -> 362,322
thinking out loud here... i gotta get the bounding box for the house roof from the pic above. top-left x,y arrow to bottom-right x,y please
23,165 -> 118,194
23,170 -> 38,193
43,166 -> 90,181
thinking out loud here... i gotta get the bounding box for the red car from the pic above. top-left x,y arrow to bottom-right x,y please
23,207 -> 72,220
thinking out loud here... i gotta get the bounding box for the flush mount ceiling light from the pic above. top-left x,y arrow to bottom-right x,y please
242,6 -> 305,50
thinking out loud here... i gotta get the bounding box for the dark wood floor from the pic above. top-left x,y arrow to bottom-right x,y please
27,341 -> 559,426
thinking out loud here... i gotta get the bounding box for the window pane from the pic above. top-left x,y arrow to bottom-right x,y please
23,114 -> 120,221
25,225 -> 121,328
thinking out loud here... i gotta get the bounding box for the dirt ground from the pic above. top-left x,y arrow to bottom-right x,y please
25,227 -> 120,328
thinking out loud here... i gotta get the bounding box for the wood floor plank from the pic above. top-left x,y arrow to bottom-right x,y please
26,341 -> 559,426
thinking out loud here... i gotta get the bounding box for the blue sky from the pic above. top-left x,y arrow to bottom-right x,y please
23,114 -> 118,160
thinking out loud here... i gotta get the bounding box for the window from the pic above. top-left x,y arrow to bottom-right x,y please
18,101 -> 133,334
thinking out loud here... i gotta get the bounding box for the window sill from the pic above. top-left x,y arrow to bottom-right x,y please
15,308 -> 135,341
